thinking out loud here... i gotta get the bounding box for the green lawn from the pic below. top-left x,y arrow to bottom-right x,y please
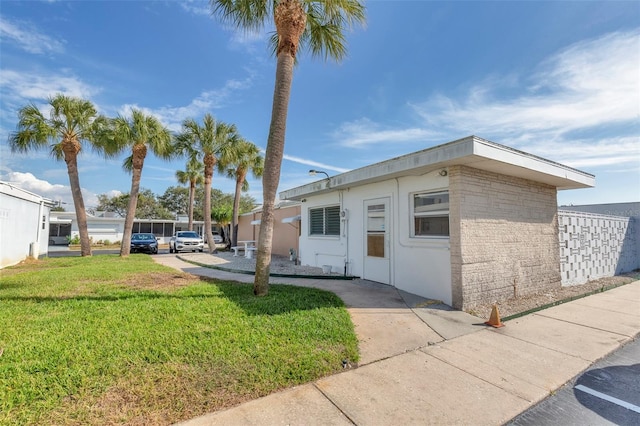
0,255 -> 359,425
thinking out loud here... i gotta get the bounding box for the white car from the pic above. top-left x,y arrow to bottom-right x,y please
169,231 -> 204,253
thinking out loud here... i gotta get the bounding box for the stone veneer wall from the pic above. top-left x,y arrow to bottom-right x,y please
449,165 -> 561,310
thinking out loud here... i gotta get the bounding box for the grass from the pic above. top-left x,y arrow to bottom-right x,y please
0,256 -> 359,425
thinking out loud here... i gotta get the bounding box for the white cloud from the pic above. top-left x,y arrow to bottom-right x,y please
282,153 -> 350,173
0,170 -> 112,209
228,28 -> 269,54
333,30 -> 640,170
179,0 -> 210,17
119,73 -> 255,131
2,171 -> 72,205
103,189 -> 123,198
525,136 -> 640,169
0,18 -> 65,55
0,69 -> 101,110
177,0 -> 268,55
410,29 -> 639,146
332,118 -> 440,148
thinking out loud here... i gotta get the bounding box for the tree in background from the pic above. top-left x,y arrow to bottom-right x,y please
9,94 -> 110,256
96,193 -> 129,217
211,204 -> 233,247
97,189 -> 174,220
175,159 -> 204,231
176,114 -> 239,253
158,186 -> 258,222
211,0 -> 366,295
158,186 -> 191,218
221,138 -> 263,247
109,109 -> 172,256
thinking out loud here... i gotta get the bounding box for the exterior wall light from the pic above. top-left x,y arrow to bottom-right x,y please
309,169 -> 330,179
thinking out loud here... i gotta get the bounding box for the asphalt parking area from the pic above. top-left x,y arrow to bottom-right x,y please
508,337 -> 640,425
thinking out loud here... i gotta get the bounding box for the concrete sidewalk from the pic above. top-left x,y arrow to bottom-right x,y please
154,255 -> 640,425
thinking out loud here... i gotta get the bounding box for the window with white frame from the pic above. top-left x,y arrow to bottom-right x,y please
412,191 -> 449,237
309,205 -> 340,236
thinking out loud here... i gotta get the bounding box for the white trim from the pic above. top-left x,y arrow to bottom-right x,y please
50,218 -> 73,224
279,136 -> 595,201
282,215 -> 301,224
410,189 -> 450,238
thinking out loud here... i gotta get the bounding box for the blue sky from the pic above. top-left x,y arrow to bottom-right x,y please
1,0 -> 638,211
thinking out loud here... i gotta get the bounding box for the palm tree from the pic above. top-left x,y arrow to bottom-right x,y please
211,0 -> 366,295
110,109 -> 172,257
176,159 -> 204,231
9,94 -> 109,256
211,204 -> 233,247
221,139 -> 263,247
176,113 -> 239,253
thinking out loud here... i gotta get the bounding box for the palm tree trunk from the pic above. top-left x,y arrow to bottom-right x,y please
120,147 -> 146,257
203,154 -> 216,254
64,150 -> 92,257
231,174 -> 243,247
254,51 -> 295,296
188,180 -> 196,231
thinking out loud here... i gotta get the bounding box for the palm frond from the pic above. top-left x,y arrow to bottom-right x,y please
212,0 -> 365,63
122,155 -> 134,173
9,103 -> 53,153
210,0 -> 272,32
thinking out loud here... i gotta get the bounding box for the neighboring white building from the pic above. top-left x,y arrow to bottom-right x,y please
280,136 -> 595,309
560,202 -> 640,218
0,181 -> 54,268
50,211 -> 222,245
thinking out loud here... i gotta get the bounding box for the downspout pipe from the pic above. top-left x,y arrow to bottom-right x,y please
340,190 -> 349,276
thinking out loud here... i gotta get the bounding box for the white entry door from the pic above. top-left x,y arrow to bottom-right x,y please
363,197 -> 391,284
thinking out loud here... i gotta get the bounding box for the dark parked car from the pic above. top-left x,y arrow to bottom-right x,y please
130,233 -> 159,254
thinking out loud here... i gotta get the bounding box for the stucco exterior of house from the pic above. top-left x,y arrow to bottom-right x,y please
237,202 -> 301,258
1,181 -> 54,268
279,136 -> 595,310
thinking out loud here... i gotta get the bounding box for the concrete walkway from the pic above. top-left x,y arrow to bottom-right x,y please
153,254 -> 640,425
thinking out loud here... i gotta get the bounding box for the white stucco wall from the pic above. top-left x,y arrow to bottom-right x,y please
0,183 -> 51,268
298,170 -> 452,304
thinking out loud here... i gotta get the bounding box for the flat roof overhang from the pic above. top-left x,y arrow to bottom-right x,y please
50,218 -> 72,224
279,136 -> 595,201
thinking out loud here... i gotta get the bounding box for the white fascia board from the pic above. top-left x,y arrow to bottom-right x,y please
467,138 -> 595,189
0,181 -> 47,204
280,137 -> 474,201
50,217 -> 73,224
279,136 -> 595,201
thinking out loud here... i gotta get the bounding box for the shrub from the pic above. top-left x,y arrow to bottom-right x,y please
67,235 -> 81,245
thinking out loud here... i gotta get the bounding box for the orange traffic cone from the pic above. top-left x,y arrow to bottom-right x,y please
485,304 -> 504,328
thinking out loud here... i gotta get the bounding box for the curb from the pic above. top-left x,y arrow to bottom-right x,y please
502,280 -> 634,322
177,255 -> 359,280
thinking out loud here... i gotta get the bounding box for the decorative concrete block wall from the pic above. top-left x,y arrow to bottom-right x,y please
558,211 -> 638,285
450,165 -> 561,310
